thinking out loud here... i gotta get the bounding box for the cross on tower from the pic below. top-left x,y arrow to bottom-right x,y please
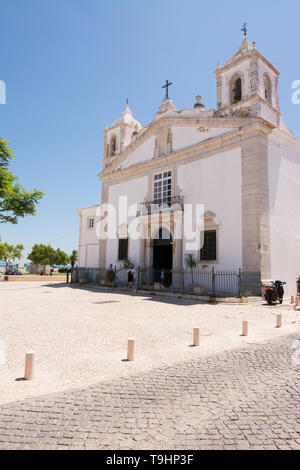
162,80 -> 172,101
241,23 -> 247,37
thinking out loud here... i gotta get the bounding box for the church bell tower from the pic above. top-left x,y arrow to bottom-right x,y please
214,26 -> 280,125
103,102 -> 141,168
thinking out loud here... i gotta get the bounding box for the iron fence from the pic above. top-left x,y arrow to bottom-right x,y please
72,266 -> 257,298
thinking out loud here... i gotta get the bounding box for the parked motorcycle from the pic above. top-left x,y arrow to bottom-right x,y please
264,280 -> 287,305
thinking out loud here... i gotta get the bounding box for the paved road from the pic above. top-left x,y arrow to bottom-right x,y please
0,334 -> 299,450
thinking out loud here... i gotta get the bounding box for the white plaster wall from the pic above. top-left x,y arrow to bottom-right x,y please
106,176 -> 148,268
77,206 -> 100,268
86,244 -> 100,268
120,136 -> 156,169
268,132 -> 300,296
172,127 -> 238,153
177,147 -> 242,270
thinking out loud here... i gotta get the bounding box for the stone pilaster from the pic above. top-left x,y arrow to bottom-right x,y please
250,57 -> 259,97
216,74 -> 222,111
241,131 -> 271,293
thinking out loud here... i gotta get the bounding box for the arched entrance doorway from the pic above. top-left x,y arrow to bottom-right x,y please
152,228 -> 173,285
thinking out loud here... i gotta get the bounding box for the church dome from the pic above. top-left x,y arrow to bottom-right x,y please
111,104 -> 141,129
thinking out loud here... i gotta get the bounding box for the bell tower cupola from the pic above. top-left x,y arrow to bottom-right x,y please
103,101 -> 142,167
214,25 -> 280,124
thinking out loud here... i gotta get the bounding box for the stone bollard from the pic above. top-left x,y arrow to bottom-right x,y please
291,295 -> 295,305
193,327 -> 200,347
276,314 -> 282,328
127,339 -> 135,362
24,352 -> 35,380
242,321 -> 248,337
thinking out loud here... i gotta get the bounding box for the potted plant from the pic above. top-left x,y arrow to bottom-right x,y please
105,268 -> 116,287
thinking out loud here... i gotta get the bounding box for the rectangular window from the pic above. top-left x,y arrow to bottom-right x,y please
200,230 -> 217,261
118,238 -> 128,261
88,218 -> 94,229
153,171 -> 172,203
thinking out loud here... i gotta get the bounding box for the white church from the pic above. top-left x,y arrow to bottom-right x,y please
77,32 -> 300,295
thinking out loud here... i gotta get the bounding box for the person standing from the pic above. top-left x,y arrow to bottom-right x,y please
127,267 -> 133,287
127,266 -> 135,287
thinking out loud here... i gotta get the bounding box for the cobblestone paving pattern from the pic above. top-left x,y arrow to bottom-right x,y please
0,334 -> 299,450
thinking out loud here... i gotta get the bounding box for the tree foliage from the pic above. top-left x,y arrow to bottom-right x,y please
185,254 -> 197,270
69,249 -> 78,271
28,244 -> 69,268
0,138 -> 44,224
185,253 -> 197,288
0,242 -> 24,270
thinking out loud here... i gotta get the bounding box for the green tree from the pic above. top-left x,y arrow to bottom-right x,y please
54,248 -> 69,267
0,242 -> 24,271
0,138 -> 44,224
69,249 -> 78,272
28,244 -> 69,273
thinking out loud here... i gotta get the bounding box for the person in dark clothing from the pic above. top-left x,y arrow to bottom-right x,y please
127,266 -> 135,287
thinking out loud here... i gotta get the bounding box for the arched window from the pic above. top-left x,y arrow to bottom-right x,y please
231,76 -> 242,104
264,75 -> 272,105
110,136 -> 117,156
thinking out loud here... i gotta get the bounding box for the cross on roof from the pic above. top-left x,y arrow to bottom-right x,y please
162,80 -> 172,101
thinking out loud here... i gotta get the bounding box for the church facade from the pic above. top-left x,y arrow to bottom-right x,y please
77,34 -> 300,295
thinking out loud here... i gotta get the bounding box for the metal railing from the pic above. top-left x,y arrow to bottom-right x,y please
72,266 -> 256,298
136,196 -> 184,217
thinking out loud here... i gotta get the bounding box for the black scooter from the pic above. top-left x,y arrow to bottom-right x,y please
264,280 -> 286,305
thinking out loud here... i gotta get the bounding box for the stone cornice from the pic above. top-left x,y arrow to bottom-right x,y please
101,115 -> 266,177
215,94 -> 281,116
76,204 -> 101,216
271,127 -> 300,149
99,119 -> 275,183
214,49 -> 280,77
104,121 -> 137,134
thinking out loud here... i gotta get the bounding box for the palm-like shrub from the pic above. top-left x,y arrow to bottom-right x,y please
185,254 -> 197,290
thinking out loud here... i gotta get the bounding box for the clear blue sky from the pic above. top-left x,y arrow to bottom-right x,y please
1,0 -> 300,261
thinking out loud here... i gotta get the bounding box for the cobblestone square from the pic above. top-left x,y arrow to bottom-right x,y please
0,282 -> 299,449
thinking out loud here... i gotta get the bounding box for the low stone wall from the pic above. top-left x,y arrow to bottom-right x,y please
1,276 -> 67,282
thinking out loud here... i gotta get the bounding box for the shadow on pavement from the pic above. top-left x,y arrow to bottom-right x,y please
42,283 -> 215,306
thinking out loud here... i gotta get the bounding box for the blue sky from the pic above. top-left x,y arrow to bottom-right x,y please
1,0 -> 300,261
